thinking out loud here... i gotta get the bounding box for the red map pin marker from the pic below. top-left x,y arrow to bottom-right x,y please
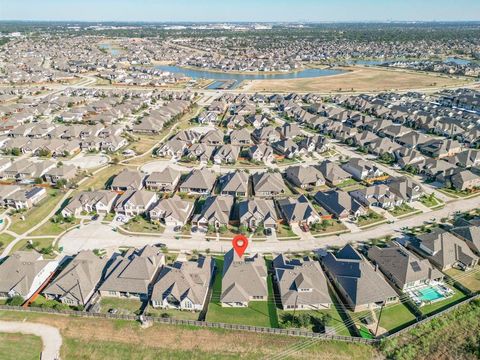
232,234 -> 248,257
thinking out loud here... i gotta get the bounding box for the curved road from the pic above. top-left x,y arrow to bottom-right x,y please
0,321 -> 62,360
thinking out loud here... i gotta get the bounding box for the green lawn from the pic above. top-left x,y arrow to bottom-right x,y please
445,267 -> 480,292
376,303 -> 416,333
206,258 -> 274,327
420,287 -> 467,316
276,223 -> 298,238
30,217 -> 81,237
0,233 -> 15,252
310,220 -> 348,236
10,238 -> 57,258
389,203 -> 418,217
0,333 -> 42,360
419,195 -> 443,208
121,216 -> 165,234
144,306 -> 200,320
77,165 -> 122,191
357,210 -> 386,228
99,297 -> 143,315
9,189 -> 63,235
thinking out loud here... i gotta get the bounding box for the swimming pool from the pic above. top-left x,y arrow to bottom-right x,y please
418,287 -> 445,302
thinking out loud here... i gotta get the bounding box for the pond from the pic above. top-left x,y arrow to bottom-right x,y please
155,65 -> 346,89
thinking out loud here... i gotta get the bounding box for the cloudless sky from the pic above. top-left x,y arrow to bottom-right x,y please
0,0 -> 479,22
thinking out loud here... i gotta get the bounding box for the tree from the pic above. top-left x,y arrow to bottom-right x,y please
7,295 -> 24,306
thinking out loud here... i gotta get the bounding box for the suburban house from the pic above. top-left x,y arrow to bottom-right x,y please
419,139 -> 462,159
114,189 -> 158,217
144,167 -> 181,192
247,144 -> 275,164
238,198 -> 278,231
43,164 -> 77,185
316,160 -> 352,186
368,242 -> 444,291
43,250 -> 108,307
149,195 -> 194,227
213,144 -> 240,164
252,171 -> 286,198
150,256 -> 215,311
0,251 -> 59,301
388,177 -> 424,202
449,170 -> 480,191
452,225 -> 480,255
218,171 -> 249,197
229,128 -> 252,146
185,143 -> 215,162
3,186 -> 47,210
99,246 -> 165,301
277,195 -> 321,227
179,168 -> 217,195
341,158 -> 383,181
192,195 -> 234,229
350,184 -> 403,209
157,139 -> 188,158
313,190 -> 366,219
321,245 -> 398,312
284,165 -> 325,189
415,229 -> 479,271
110,169 -> 144,191
273,254 -> 332,311
252,126 -> 280,144
220,250 -> 268,307
61,190 -> 118,217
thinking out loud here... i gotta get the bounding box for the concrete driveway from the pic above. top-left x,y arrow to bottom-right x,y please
0,321 -> 62,360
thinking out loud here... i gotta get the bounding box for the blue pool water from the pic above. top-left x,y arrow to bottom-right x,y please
418,287 -> 444,302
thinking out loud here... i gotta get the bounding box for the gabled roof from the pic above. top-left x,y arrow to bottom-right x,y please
151,256 -> 214,305
322,245 -> 397,306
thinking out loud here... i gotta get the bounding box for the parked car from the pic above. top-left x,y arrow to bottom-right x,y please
300,223 -> 310,232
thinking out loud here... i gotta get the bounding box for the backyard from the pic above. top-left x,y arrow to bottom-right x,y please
99,297 -> 143,315
206,258 -> 276,328
445,267 -> 480,292
144,306 -> 200,321
419,286 -> 467,316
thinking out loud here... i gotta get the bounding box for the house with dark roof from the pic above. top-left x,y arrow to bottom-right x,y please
368,242 -> 443,291
321,245 -> 398,312
313,190 -> 366,219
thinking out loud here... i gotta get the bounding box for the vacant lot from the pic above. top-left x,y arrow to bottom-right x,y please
245,66 -> 472,93
0,332 -> 42,360
0,310 -> 376,360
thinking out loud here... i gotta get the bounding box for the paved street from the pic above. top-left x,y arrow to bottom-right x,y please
59,193 -> 480,255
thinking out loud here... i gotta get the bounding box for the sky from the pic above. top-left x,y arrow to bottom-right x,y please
0,0 -> 479,22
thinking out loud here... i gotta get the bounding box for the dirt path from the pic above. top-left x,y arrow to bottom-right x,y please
0,321 -> 62,360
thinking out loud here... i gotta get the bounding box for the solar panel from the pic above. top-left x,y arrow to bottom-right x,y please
410,261 -> 421,272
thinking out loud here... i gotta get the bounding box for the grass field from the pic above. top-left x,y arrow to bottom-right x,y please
30,218 -> 81,237
0,333 -> 42,360
144,306 -> 200,321
245,66 -> 472,93
9,238 -> 57,258
445,267 -> 480,292
99,297 -> 143,315
77,165 -> 122,191
0,233 -> 15,252
0,310 -> 376,360
9,189 -> 62,235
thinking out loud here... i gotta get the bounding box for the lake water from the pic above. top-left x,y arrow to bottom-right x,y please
99,43 -> 121,56
155,65 -> 346,89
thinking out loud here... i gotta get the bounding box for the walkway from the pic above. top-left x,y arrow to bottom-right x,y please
0,321 -> 62,360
